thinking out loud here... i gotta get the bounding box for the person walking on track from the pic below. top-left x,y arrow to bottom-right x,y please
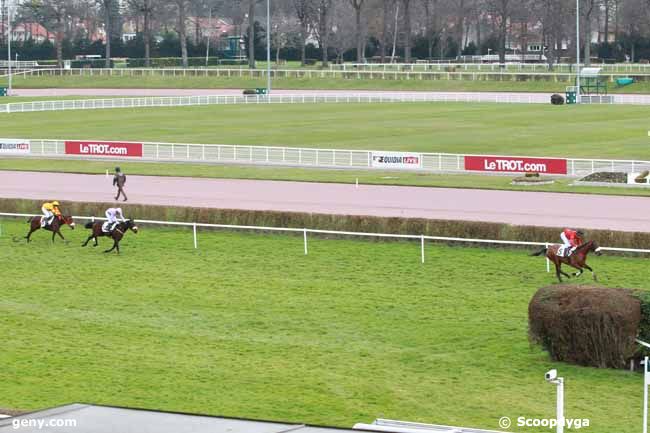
113,167 -> 128,202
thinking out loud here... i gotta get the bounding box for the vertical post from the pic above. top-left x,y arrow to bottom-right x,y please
193,223 -> 197,249
575,0 -> 581,104
303,229 -> 308,255
7,0 -> 12,96
643,356 -> 649,433
266,0 -> 271,96
546,243 -> 551,273
556,378 -> 564,433
420,235 -> 425,264
205,7 -> 212,67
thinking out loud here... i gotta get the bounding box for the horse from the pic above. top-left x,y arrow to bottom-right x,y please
531,240 -> 603,282
82,219 -> 138,254
25,214 -> 75,243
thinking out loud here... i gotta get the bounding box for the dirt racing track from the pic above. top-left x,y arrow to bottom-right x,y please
1,170 -> 650,232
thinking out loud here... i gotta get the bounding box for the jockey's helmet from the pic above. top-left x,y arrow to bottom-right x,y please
52,201 -> 60,206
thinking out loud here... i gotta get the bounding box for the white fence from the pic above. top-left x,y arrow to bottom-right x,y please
9,67 -> 650,83
1,212 -> 648,271
0,93 -> 555,114
15,138 -> 650,177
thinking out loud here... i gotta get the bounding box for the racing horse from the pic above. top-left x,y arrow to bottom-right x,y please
82,219 -> 138,254
531,240 -> 602,282
25,214 -> 75,243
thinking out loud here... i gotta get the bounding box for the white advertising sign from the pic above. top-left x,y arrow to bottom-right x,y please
0,139 -> 30,154
371,152 -> 422,170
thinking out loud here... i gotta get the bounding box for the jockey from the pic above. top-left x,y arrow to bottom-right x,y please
41,201 -> 61,227
105,207 -> 126,232
560,228 -> 584,256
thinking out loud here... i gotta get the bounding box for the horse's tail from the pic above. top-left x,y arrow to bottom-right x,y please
84,221 -> 94,229
530,247 -> 548,257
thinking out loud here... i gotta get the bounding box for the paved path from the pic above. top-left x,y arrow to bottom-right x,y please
1,171 -> 648,232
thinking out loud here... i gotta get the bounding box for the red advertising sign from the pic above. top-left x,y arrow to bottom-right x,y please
464,155 -> 567,175
65,141 -> 143,158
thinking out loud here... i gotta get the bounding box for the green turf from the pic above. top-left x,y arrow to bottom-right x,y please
1,102 -> 649,160
0,218 -> 648,432
3,158 -> 650,198
3,74 -> 650,93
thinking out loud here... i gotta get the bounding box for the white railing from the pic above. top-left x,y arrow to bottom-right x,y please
11,67 -> 650,82
0,93 -> 554,114
1,212 -> 648,270
333,62 -> 650,74
14,138 -> 650,177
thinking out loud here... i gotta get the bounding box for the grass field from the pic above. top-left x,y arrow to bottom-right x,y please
1,102 -> 649,160
0,218 -> 648,432
4,158 -> 650,198
3,74 -> 650,93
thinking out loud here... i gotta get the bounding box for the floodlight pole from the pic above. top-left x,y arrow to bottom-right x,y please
575,0 -> 580,104
266,0 -> 271,96
7,0 -> 12,96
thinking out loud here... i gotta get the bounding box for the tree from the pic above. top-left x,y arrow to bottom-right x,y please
293,0 -> 315,65
315,0 -> 334,67
170,0 -> 190,67
580,0 -> 598,65
402,0 -> 411,61
127,0 -> 154,66
349,0 -> 365,61
97,0 -> 119,67
21,0 -> 73,67
485,0 -> 511,64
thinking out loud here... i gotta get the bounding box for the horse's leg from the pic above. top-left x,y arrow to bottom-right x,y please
104,238 -> 117,253
82,234 -> 94,247
582,263 -> 598,281
51,230 -> 56,243
25,227 -> 35,242
554,261 -> 563,282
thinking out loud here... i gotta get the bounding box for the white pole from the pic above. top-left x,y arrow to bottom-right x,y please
266,0 -> 271,95
643,356 -> 649,433
7,0 -> 12,96
420,235 -> 425,264
556,377 -> 564,433
546,243 -> 551,273
193,223 -> 197,249
205,7 -> 211,67
303,228 -> 308,255
575,0 -> 580,104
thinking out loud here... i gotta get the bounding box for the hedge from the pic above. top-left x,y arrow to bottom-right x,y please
2,198 -> 650,253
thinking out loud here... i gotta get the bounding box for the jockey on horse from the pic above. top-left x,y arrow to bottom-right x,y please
41,200 -> 62,228
104,207 -> 126,234
559,228 -> 584,257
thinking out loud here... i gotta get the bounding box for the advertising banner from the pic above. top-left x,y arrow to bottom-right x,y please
0,139 -> 30,154
464,155 -> 568,175
65,141 -> 143,158
371,152 -> 422,170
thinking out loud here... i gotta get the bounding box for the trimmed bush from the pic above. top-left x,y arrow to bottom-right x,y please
127,57 -> 221,68
551,94 -> 565,105
242,89 -> 257,95
635,170 -> 649,184
529,285 -> 641,368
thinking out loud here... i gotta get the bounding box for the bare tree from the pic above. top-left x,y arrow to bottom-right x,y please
402,0 -> 412,61
580,0 -> 598,65
349,0 -> 365,61
315,0 -> 334,67
22,0 -> 73,67
485,0 -> 511,64
170,0 -> 190,67
293,0 -> 315,65
126,0 -> 155,65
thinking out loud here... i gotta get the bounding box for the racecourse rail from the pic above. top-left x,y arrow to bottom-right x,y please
9,66 -> 650,83
1,212 -> 648,272
3,92 -> 650,114
12,138 -> 650,177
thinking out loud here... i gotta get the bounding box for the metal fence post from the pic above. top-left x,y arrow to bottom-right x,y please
546,243 -> 550,272
303,229 -> 308,255
421,235 -> 425,264
193,223 -> 198,249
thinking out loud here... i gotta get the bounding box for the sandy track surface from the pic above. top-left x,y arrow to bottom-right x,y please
1,170 -> 648,232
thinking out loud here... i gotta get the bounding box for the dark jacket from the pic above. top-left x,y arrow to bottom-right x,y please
113,172 -> 127,187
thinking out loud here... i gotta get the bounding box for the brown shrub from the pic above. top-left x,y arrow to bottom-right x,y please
529,285 -> 641,368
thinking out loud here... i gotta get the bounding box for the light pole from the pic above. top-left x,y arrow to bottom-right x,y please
205,7 -> 212,67
576,0 -> 581,104
7,0 -> 12,96
266,0 -> 271,95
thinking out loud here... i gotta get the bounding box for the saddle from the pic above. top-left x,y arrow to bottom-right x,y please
102,222 -> 112,233
558,246 -> 573,258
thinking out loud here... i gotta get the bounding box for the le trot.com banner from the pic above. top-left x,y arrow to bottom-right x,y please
464,155 -> 568,175
65,140 -> 143,158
